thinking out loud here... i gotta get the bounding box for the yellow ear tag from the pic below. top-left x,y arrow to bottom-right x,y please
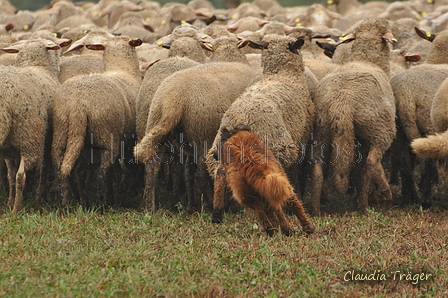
75,40 -> 81,43
146,17 -> 151,21
98,12 -> 103,17
296,23 -> 302,27
181,20 -> 187,24
207,43 -> 213,47
328,0 -> 334,4
416,14 -> 421,20
80,7 -> 84,11
392,38 -> 398,42
156,41 -> 163,46
422,12 -> 427,16
295,18 -> 300,23
427,0 -> 433,3
338,36 -> 347,41
161,20 -> 166,25
23,25 -> 29,30
201,35 -> 207,39
232,14 -> 237,19
53,32 -> 58,37
426,31 -> 431,38
334,18 -> 339,22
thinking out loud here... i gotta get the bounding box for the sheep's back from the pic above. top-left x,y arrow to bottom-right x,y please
136,57 -> 200,140
148,62 -> 260,149
53,74 -> 129,143
315,62 -> 395,151
392,64 -> 448,139
0,67 -> 54,167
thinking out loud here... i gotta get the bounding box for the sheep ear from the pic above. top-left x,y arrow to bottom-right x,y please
64,35 -> 88,54
5,23 -> 14,32
382,31 -> 398,44
237,39 -> 250,48
336,33 -> 355,45
156,34 -> 173,49
202,15 -> 217,26
57,38 -> 73,48
0,40 -> 26,53
311,33 -> 331,39
316,41 -> 336,58
86,43 -> 105,50
405,54 -> 421,62
227,21 -> 239,33
247,40 -> 269,49
142,19 -> 155,32
199,42 -> 214,52
415,27 -> 435,42
45,40 -> 61,51
289,38 -> 305,53
196,33 -> 214,44
129,38 -> 143,47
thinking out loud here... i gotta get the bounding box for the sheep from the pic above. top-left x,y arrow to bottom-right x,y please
214,124 -> 315,236
207,36 -> 315,224
391,28 -> 448,205
0,38 -> 65,213
308,17 -> 397,215
134,41 -> 261,211
51,36 -> 143,208
411,76 -> 448,158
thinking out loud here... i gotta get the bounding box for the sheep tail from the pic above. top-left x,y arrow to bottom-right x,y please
255,172 -> 294,210
0,109 -> 11,145
330,112 -> 355,195
411,130 -> 448,159
60,106 -> 88,178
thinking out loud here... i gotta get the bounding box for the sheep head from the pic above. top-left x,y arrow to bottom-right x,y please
247,37 -> 306,75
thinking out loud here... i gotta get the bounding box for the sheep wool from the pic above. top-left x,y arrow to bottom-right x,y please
51,36 -> 142,207
0,38 -> 62,213
310,17 -> 396,214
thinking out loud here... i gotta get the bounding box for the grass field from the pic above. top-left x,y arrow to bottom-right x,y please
0,203 -> 447,298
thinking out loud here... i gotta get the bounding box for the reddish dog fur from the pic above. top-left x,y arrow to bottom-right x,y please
215,124 -> 314,236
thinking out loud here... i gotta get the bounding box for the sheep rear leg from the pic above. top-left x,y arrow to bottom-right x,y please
5,159 -> 18,209
419,158 -> 438,208
307,162 -> 323,217
97,150 -> 114,212
399,146 -> 420,205
11,157 -> 26,214
142,161 -> 160,212
357,146 -> 383,212
212,173 -> 226,223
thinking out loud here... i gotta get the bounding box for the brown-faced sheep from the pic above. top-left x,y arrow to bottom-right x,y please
309,17 -> 396,215
207,36 -> 315,225
214,124 -> 314,236
51,36 -> 143,208
134,44 -> 261,211
391,28 -> 448,205
0,38 -> 65,213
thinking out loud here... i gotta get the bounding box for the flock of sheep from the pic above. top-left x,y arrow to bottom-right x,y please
1,0 -> 448,224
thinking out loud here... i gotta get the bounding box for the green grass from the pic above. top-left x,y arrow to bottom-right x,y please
0,206 -> 447,297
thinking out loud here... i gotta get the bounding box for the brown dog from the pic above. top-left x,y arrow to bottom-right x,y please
214,124 -> 314,236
